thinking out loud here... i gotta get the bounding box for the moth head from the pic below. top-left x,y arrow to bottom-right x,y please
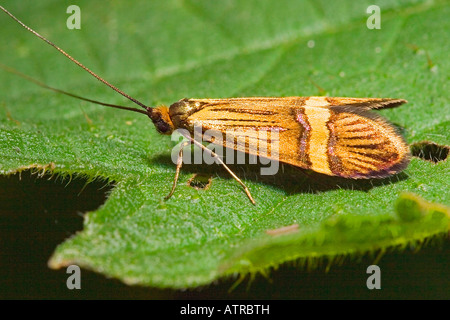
148,106 -> 175,135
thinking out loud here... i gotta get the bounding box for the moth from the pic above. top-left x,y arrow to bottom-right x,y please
1,6 -> 410,204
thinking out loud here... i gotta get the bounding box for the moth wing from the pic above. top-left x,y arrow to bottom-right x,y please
180,97 -> 410,179
326,105 -> 410,178
325,97 -> 407,110
183,97 -> 312,168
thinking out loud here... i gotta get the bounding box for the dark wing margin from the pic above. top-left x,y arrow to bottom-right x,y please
325,97 -> 408,110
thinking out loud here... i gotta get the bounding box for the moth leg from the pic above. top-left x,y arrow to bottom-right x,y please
186,135 -> 256,205
165,141 -> 190,201
213,151 -> 256,205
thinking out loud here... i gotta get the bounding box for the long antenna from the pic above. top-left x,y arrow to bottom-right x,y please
0,6 -> 150,111
0,63 -> 148,115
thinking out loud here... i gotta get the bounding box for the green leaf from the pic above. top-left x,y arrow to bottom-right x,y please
1,0 -> 448,288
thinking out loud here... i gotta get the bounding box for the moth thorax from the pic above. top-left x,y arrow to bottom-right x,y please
169,98 -> 200,130
149,106 -> 175,135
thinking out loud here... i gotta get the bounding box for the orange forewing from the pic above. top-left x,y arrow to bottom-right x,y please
168,96 -> 410,178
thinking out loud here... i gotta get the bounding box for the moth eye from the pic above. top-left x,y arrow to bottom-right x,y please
156,121 -> 170,133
